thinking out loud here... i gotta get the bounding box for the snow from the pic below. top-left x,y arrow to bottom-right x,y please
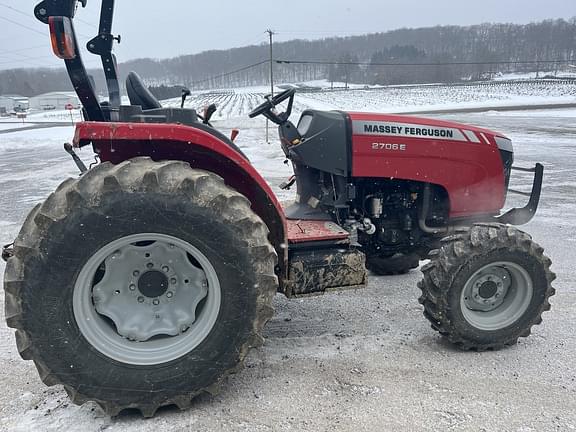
162,80 -> 576,120
494,71 -> 576,81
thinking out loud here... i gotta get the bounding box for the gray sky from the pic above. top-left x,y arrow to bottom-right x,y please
0,0 -> 574,70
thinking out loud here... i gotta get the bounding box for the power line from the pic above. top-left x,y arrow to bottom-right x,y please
0,44 -> 48,56
0,2 -> 40,21
190,60 -> 268,86
276,59 -> 575,66
0,55 -> 60,67
0,15 -> 47,37
0,3 -> 92,39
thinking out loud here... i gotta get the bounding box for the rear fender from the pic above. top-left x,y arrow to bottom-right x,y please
74,121 -> 288,286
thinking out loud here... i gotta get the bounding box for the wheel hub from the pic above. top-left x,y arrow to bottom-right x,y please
138,270 -> 169,298
478,281 -> 498,299
92,239 -> 209,342
460,261 -> 534,332
464,267 -> 510,312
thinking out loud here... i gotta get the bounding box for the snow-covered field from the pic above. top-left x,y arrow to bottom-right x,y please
162,80 -> 576,120
0,88 -> 576,430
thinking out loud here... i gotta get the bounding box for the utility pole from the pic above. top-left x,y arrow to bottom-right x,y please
266,29 -> 275,143
267,29 -> 275,97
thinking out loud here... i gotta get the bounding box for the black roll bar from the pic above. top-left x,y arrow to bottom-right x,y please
35,0 -> 120,122
87,0 -> 120,120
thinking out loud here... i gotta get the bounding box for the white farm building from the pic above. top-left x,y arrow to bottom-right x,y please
0,95 -> 28,114
29,92 -> 80,111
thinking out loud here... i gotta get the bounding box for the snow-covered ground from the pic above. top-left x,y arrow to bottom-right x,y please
0,93 -> 576,430
163,80 -> 576,120
494,70 -> 576,81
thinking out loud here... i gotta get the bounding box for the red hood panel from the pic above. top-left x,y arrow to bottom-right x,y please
347,112 -> 507,218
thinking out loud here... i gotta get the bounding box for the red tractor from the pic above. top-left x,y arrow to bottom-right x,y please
3,0 -> 555,417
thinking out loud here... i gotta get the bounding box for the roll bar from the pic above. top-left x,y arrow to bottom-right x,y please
34,0 -> 120,121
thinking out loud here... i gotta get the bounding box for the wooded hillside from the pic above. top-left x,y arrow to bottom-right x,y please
1,18 -> 574,96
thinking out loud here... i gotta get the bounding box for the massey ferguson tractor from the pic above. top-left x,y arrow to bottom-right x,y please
2,0 -> 555,417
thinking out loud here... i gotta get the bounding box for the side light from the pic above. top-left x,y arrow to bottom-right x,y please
49,16 -> 77,60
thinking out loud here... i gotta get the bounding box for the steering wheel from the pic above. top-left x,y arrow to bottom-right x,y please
248,88 -> 296,122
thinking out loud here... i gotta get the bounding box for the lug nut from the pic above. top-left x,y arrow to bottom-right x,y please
129,284 -> 136,291
133,270 -> 140,277
147,263 -> 154,269
162,266 -> 170,273
153,299 -> 160,305
170,278 -> 177,285
166,292 -> 173,298
138,296 -> 145,303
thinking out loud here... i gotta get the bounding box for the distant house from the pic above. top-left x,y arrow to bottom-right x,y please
29,92 -> 80,111
0,95 -> 28,113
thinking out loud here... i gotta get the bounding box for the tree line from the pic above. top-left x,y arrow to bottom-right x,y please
1,18 -> 574,97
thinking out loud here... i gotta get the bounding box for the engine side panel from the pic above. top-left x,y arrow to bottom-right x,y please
348,112 -> 507,218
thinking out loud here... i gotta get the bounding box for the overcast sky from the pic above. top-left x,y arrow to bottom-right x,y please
0,0 -> 574,71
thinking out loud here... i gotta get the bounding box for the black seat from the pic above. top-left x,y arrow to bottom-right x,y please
126,72 -> 162,110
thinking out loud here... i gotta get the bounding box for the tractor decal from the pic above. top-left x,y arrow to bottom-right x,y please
353,120 -> 468,142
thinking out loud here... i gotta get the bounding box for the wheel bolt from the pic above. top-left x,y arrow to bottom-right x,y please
162,266 -> 169,273
153,299 -> 160,305
147,263 -> 154,269
166,292 -> 173,298
138,296 -> 145,303
170,278 -> 177,285
133,270 -> 140,277
129,284 -> 136,291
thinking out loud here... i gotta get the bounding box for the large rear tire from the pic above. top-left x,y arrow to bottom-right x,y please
418,223 -> 555,350
4,158 -> 278,416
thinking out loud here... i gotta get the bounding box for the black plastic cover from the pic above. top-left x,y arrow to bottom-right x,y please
289,110 -> 350,176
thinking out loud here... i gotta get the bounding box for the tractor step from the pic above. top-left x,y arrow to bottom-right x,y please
287,219 -> 349,244
286,247 -> 367,297
285,220 -> 365,297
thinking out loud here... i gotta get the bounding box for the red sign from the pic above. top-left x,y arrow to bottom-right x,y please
65,103 -> 74,110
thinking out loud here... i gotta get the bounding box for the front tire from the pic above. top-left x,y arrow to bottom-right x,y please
418,223 -> 555,350
4,158 -> 278,416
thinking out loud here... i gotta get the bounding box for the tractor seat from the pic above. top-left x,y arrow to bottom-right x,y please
126,72 -> 162,110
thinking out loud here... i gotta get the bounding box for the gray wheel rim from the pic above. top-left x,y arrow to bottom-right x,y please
73,233 -> 221,366
460,261 -> 533,331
